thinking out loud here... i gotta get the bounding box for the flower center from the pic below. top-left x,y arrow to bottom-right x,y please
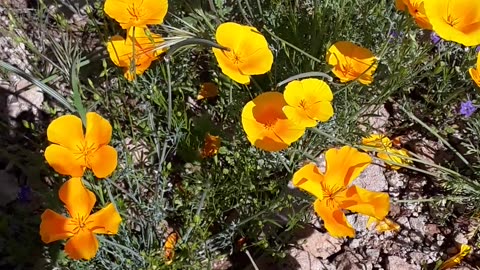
446,14 -> 459,27
70,214 -> 91,234
263,119 -> 277,130
299,99 -> 308,110
127,3 -> 144,21
321,183 -> 345,208
74,141 -> 98,167
225,50 -> 243,65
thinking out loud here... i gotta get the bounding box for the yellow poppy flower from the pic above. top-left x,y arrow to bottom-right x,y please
377,148 -> 412,170
326,41 -> 378,85
103,0 -> 168,29
362,134 -> 393,150
282,79 -> 334,128
107,27 -> 165,81
395,0 -> 432,30
292,146 -> 390,238
164,232 -> 179,265
45,112 -> 118,178
424,0 -> 480,46
241,92 -> 305,152
469,52 -> 480,87
201,133 -> 221,158
212,22 -> 274,84
39,178 -> 122,260
197,82 -> 219,100
367,217 -> 401,233
439,244 -> 472,270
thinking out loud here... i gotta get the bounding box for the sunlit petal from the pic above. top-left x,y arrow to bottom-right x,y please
324,146 -> 372,188
39,210 -> 76,243
45,145 -> 85,177
85,112 -> 113,147
47,115 -> 84,150
89,145 -> 118,178
87,203 -> 122,235
64,229 -> 99,260
339,185 -> 390,220
59,178 -> 96,218
313,199 -> 355,238
292,163 -> 325,199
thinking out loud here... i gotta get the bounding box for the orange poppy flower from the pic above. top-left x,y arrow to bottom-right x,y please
326,41 -> 378,85
292,146 -> 390,238
107,27 -> 165,81
103,0 -> 168,29
282,79 -> 334,128
201,133 -> 221,158
469,52 -> 480,87
377,148 -> 412,170
45,112 -> 118,178
424,0 -> 480,46
395,0 -> 432,30
241,92 -> 305,152
40,177 -> 122,260
439,244 -> 472,270
212,22 -> 274,84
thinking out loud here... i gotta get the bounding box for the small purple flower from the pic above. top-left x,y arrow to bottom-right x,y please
430,32 -> 441,45
389,31 -> 403,43
459,101 -> 477,118
476,46 -> 480,53
17,186 -> 32,202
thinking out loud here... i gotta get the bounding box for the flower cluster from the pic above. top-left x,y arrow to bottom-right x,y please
362,134 -> 413,170
293,146 -> 390,237
397,0 -> 480,47
40,113 -> 121,260
104,0 -> 168,80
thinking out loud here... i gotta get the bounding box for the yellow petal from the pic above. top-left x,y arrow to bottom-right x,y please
377,148 -> 412,170
107,35 -> 130,68
292,163 -> 325,199
469,67 -> 480,87
283,105 -> 318,128
395,0 -> 406,10
362,134 -> 393,150
324,146 -> 372,189
85,112 -> 113,147
89,145 -> 118,178
439,244 -> 472,270
64,229 -> 99,260
313,199 -> 355,238
44,145 -> 85,177
39,209 -> 76,243
212,48 -> 251,84
47,115 -> 84,150
339,185 -> 390,220
104,0 -> 168,29
87,203 -> 122,235
59,177 -> 96,218
424,0 -> 480,46
367,217 -> 400,233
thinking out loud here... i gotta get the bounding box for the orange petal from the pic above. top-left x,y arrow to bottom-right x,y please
85,112 -> 113,147
44,145 -> 85,177
197,82 -> 219,100
292,163 -> 325,199
238,47 -> 274,76
59,177 -> 96,218
313,199 -> 355,238
395,0 -> 406,11
324,146 -> 372,189
272,118 -> 306,146
64,229 -> 99,260
424,0 -> 480,46
469,67 -> 480,87
47,115 -> 84,150
362,134 -> 392,150
87,203 -> 122,235
89,145 -> 118,178
339,185 -> 390,220
104,0 -> 168,29
39,209 -> 76,243
106,35 -> 130,68
252,133 -> 290,152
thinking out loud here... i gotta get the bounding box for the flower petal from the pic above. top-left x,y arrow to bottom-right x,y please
313,199 -> 355,238
324,146 -> 372,189
107,35 -> 130,68
272,118 -> 306,146
39,209 -> 75,243
104,0 -> 168,29
292,163 -> 325,199
47,115 -> 84,150
89,145 -> 118,178
85,112 -> 113,147
59,178 -> 96,218
469,67 -> 480,87
45,145 -> 85,177
283,105 -> 318,128
306,101 -> 334,123
339,185 -> 390,220
87,203 -> 122,235
212,48 -> 250,84
64,229 -> 99,260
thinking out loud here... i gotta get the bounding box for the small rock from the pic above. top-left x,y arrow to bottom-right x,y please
347,214 -> 369,233
352,161 -> 388,192
335,251 -> 370,270
282,248 -> 335,270
397,216 -> 411,229
298,230 -> 343,259
387,256 -> 420,270
454,233 -> 468,245
365,248 -> 380,262
409,216 -> 427,234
